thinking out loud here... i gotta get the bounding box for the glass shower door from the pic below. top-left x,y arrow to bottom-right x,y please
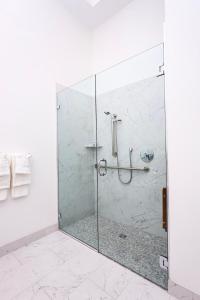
57,76 -> 98,249
96,45 -> 168,288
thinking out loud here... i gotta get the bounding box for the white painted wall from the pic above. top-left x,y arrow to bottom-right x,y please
92,0 -> 164,73
0,0 -> 92,247
165,0 -> 200,296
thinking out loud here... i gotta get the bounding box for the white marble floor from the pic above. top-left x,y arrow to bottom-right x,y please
0,231 -> 177,300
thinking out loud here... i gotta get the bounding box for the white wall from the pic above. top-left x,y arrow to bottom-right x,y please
0,0 -> 92,247
165,0 -> 200,295
92,0 -> 164,73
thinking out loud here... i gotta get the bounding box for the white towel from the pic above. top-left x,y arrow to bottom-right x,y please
0,153 -> 10,201
11,185 -> 30,199
0,189 -> 8,202
15,155 -> 31,175
11,153 -> 31,199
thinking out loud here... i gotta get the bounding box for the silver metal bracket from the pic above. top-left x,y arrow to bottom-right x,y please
157,64 -> 165,77
98,159 -> 108,176
95,163 -> 149,172
140,150 -> 154,163
57,104 -> 61,110
159,256 -> 168,271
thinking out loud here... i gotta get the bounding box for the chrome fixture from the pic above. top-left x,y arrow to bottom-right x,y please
140,150 -> 154,163
97,161 -> 149,174
117,146 -> 133,184
98,159 -> 107,176
104,112 -> 139,184
112,115 -> 119,157
104,111 -> 111,115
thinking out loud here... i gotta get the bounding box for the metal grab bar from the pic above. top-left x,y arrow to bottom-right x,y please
95,164 -> 149,172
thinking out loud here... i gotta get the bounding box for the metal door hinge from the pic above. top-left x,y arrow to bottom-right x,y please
160,256 -> 168,270
57,104 -> 61,110
157,64 -> 165,77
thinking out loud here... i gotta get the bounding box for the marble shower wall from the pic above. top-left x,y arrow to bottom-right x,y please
57,86 -> 96,226
96,75 -> 167,238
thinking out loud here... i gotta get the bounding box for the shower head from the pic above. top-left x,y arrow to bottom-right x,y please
104,111 -> 111,115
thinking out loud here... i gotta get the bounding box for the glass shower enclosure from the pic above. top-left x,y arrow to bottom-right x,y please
57,44 -> 168,289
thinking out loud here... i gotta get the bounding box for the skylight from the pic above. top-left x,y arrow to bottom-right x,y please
85,0 -> 101,7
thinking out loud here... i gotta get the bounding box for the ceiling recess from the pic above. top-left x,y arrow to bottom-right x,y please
63,0 -> 134,28
85,0 -> 101,7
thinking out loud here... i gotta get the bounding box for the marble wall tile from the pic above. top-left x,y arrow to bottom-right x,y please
96,76 -> 167,239
57,87 -> 97,228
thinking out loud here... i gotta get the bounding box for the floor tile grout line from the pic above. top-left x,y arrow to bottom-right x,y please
87,263 -> 132,300
9,233 -> 105,299
10,259 -> 68,300
87,278 -> 116,300
9,244 -> 74,299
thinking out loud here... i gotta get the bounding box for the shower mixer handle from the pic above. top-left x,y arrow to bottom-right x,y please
98,159 -> 107,176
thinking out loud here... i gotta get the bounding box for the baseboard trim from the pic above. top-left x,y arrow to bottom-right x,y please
0,224 -> 58,257
168,280 -> 200,300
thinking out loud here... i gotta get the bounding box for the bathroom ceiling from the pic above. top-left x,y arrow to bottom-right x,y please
63,0 -> 134,28
85,0 -> 102,7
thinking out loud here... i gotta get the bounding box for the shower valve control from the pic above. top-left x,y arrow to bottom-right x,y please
140,150 -> 154,163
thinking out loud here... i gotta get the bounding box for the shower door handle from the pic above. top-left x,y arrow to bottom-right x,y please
98,159 -> 107,176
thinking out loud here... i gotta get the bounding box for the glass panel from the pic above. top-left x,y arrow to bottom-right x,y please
96,45 -> 168,288
57,76 -> 98,249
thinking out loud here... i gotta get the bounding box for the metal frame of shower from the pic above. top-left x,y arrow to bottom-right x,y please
56,42 -> 169,290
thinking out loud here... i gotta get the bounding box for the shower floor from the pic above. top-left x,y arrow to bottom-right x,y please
63,214 -> 168,289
